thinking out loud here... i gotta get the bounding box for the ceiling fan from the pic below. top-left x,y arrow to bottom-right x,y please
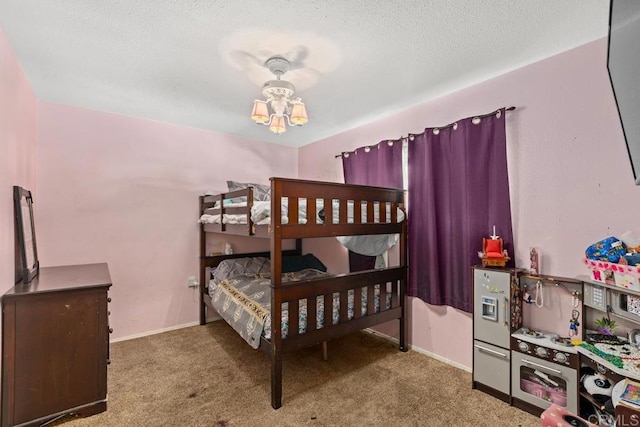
229,45 -> 322,90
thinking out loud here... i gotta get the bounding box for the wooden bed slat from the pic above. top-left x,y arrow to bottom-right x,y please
354,200 -> 362,224
288,197 -> 299,225
380,201 -> 387,223
367,285 -> 376,316
323,198 -> 333,225
380,282 -> 388,311
287,300 -> 299,337
307,296 -> 317,332
339,291 -> 348,323
204,206 -> 249,215
391,202 -> 398,223
338,200 -> 347,225
201,188 -> 254,204
391,281 -> 399,308
307,198 -> 317,225
354,286 -> 362,319
323,294 -> 332,331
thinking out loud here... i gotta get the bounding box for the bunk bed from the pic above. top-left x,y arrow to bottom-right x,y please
198,177 -> 407,409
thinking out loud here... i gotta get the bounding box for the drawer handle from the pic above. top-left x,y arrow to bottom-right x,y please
474,344 -> 507,358
107,297 -> 112,303
522,359 -> 561,374
109,328 -> 113,334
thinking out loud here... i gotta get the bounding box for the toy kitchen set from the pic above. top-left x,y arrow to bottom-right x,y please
472,256 -> 640,426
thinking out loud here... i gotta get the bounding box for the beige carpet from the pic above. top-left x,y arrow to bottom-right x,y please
60,321 -> 539,426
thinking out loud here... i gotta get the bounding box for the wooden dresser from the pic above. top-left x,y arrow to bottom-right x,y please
1,263 -> 112,427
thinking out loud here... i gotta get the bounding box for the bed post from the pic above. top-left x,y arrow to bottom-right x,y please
270,178 -> 284,409
399,208 -> 408,352
199,195 -> 207,326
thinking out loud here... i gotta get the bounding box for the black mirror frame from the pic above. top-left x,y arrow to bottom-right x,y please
13,186 -> 39,284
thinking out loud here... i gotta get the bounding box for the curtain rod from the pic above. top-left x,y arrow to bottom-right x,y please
334,106 -> 516,158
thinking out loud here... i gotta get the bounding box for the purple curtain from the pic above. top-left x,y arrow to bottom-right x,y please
342,140 -> 404,272
408,109 -> 514,312
342,141 -> 403,188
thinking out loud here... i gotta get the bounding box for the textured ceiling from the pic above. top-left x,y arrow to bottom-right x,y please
0,1 -> 609,147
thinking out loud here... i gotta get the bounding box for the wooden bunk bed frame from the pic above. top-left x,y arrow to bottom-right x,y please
198,177 -> 407,409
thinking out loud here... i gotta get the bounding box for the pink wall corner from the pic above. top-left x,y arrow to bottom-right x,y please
299,37 -> 634,369
0,26 -> 37,310
35,102 -> 298,339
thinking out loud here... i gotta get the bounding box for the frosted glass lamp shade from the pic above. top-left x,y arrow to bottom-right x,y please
269,116 -> 286,134
251,100 -> 269,123
290,102 -> 308,125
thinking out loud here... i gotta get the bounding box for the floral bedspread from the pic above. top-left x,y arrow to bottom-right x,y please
210,270 -> 392,349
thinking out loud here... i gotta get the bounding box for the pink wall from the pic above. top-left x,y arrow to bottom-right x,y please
0,24 -> 38,387
5,31 -> 635,370
299,37 -> 634,369
36,103 -> 298,339
0,27 -> 37,335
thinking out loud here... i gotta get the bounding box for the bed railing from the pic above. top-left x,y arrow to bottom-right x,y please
200,187 -> 256,236
270,177 -> 405,240
273,267 -> 406,352
199,178 -> 406,240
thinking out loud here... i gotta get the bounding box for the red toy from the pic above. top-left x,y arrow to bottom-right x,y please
479,237 -> 510,268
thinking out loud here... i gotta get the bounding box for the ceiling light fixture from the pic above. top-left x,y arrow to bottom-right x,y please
251,56 -> 308,134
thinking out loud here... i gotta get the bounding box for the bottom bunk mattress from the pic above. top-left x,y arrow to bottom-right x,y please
209,270 -> 393,349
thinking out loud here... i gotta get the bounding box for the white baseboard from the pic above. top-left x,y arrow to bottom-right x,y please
111,322 -> 471,374
363,328 -> 472,373
110,321 -> 201,343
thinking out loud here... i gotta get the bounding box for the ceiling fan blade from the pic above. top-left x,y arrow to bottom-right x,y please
288,67 -> 322,91
228,50 -> 262,70
284,45 -> 309,69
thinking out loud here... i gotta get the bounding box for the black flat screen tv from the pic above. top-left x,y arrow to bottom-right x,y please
608,0 -> 640,185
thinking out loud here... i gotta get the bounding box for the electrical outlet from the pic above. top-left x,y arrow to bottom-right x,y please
187,276 -> 199,288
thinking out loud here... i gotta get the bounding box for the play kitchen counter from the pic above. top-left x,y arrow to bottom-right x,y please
577,276 -> 640,426
576,336 -> 640,426
577,338 -> 640,382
